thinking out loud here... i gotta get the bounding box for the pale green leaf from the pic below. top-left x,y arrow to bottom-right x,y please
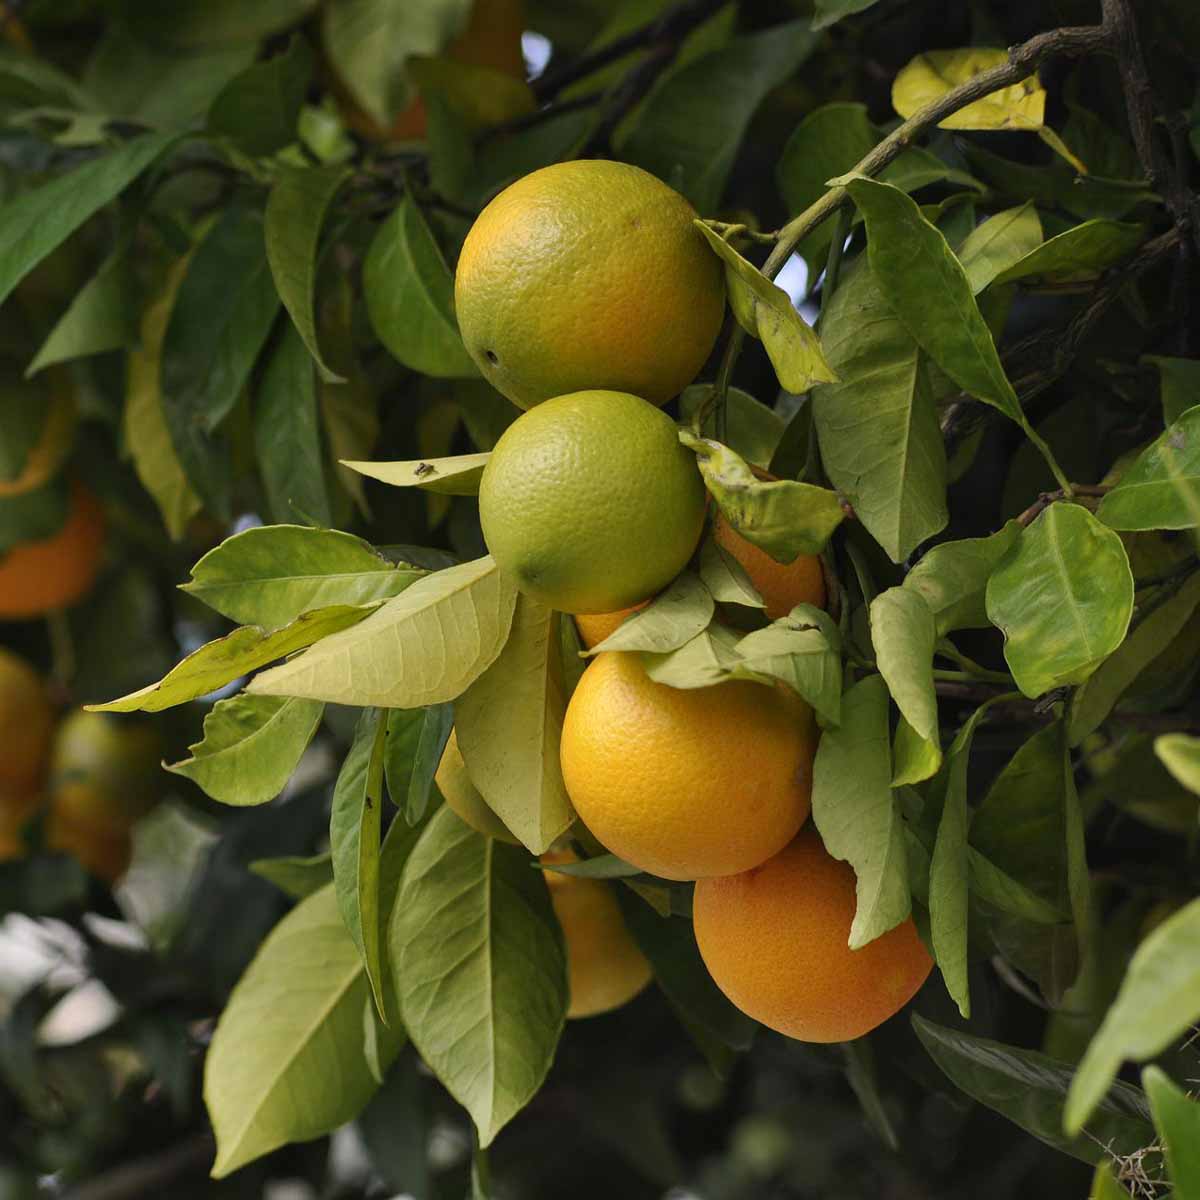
454,596 -> 575,854
249,853 -> 333,899
183,524 -> 424,630
167,694 -> 324,805
680,431 -> 844,559
956,203 -> 1043,293
1065,898 -> 1200,1134
248,557 -> 517,708
679,384 -> 784,468
343,452 -> 489,496
892,49 -> 1045,131
992,219 -> 1145,285
205,884 -> 386,1177
642,626 -> 743,690
892,714 -> 942,785
697,534 -> 764,608
811,675 -> 910,948
392,807 -> 567,1145
730,610 -> 842,727
870,588 -> 938,743
986,503 -> 1134,697
1155,734 -> 1200,796
1143,1066 -> 1200,1197
584,572 -> 713,656
90,606 -> 374,714
1096,406 -> 1200,531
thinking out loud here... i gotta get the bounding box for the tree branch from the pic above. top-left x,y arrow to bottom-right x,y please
1015,484 -> 1110,527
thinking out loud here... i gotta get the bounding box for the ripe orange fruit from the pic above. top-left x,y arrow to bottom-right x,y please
436,729 -> 520,844
0,647 -> 53,797
694,827 -> 933,1042
574,600 -> 650,650
454,160 -> 725,409
45,806 -> 131,884
542,850 -> 652,1018
560,651 -> 816,880
332,0 -> 526,142
0,478 -> 105,619
479,391 -> 706,614
713,513 -> 826,620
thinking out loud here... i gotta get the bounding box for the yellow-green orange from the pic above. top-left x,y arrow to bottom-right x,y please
541,850 -> 652,1018
435,729 -> 520,844
454,160 -> 725,409
479,391 -> 706,614
560,651 -> 816,880
694,828 -> 933,1043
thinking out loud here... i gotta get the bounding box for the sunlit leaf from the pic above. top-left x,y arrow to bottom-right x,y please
584,572 -> 713,656
343,453 -> 490,496
1155,733 -> 1200,796
870,588 -> 938,744
892,49 -> 1045,132
1096,406 -> 1200,531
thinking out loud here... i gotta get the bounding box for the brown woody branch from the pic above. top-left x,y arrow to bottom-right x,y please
1014,484 -> 1110,527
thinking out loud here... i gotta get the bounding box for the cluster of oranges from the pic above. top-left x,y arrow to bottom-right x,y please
443,158 -> 932,1040
0,648 -> 161,883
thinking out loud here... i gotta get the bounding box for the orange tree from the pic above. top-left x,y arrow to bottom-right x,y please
0,1 -> 1198,1198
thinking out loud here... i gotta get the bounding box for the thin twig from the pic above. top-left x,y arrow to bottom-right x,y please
1015,484 -> 1110,527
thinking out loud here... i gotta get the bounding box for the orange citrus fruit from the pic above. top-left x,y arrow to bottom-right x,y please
560,651 -> 816,880
332,0 -> 526,142
575,600 -> 650,650
0,792 -> 44,862
435,729 -> 520,844
479,391 -> 706,614
694,827 -> 933,1042
713,513 -> 826,620
542,850 -> 652,1018
45,806 -> 131,884
454,160 -> 725,409
0,478 -> 105,619
0,647 -> 53,797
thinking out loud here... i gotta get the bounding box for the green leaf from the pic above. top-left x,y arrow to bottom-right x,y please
812,0 -> 881,29
812,254 -> 948,561
124,256 -> 201,540
840,174 -> 1024,424
131,0 -> 321,48
331,710 -> 388,1017
931,701 -> 1004,1018
693,223 -> 836,393
891,49 -> 1045,131
680,431 -> 844,559
584,572 -> 713,656
903,522 -> 1021,635
985,503 -> 1135,697
697,534 -> 764,608
870,588 -> 938,743
538,854 -> 641,880
166,694 -> 324,805
892,714 -> 942,786
248,557 -> 517,708
392,806 -> 567,1146
1155,733 -> 1200,795
1096,406 -> 1200,531
0,130 -> 177,308
1065,898 -> 1200,1134
775,102 -> 982,276
1144,355 -> 1200,426
731,609 -> 842,727
364,194 -> 477,378
208,35 -> 313,156
161,200 -> 282,517
454,596 -> 575,854
992,219 -> 1144,285
1069,571 -> 1200,745
956,203 -> 1043,294
321,0 -> 471,126
90,605 -> 374,714
26,247 -> 138,376
248,853 -> 333,899
255,323 -> 332,527
811,675 -> 910,948
183,524 -> 424,630
620,20 -> 816,213
343,452 -> 490,496
913,1016 -> 1154,1166
264,165 -> 350,381
679,385 -> 783,468
1090,1161 -> 1133,1200
643,626 -> 743,690
616,893 -> 757,1052
1143,1066 -> 1200,1198
384,704 -> 453,825
968,850 -> 1067,925
204,884 -> 388,1177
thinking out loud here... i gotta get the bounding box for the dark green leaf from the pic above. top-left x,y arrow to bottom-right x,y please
384,704 -> 453,825
1143,1066 -> 1200,1197
0,130 -> 178,308
161,201 -> 282,517
1144,355 -> 1200,426
208,35 -> 313,156
913,1016 -> 1154,1165
812,0 -> 881,29
255,322 -> 332,527
991,219 -> 1145,285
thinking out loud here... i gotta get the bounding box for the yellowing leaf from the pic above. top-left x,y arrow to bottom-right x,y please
892,48 -> 1045,132
343,452 -> 489,495
248,556 -> 517,708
